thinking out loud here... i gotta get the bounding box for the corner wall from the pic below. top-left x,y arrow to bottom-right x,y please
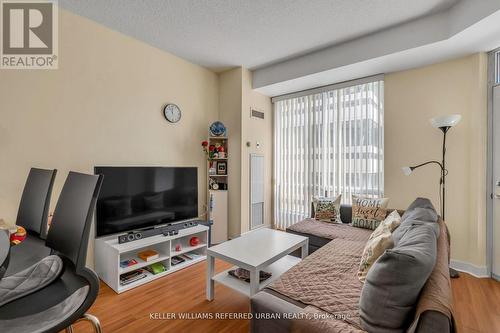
385,53 -> 488,269
217,68 -> 273,238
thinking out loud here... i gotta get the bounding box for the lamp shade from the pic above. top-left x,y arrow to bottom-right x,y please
430,114 -> 462,129
402,166 -> 412,176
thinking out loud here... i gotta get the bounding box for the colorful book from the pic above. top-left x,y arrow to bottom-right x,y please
138,249 -> 159,262
120,259 -> 138,268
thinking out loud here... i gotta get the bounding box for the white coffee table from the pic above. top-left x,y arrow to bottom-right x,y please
206,228 -> 308,300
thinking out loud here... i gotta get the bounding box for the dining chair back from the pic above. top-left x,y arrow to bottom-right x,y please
16,168 -> 57,239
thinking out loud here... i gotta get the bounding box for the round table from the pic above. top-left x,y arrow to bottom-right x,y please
0,229 -> 10,279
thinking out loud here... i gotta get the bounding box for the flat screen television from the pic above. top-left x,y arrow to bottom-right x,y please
94,166 -> 198,237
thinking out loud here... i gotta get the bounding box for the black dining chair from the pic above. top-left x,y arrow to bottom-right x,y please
5,168 -> 57,276
0,171 -> 103,333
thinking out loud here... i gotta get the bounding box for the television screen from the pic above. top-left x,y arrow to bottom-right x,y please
94,167 -> 198,237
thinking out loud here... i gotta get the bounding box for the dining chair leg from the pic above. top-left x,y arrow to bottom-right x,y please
75,313 -> 102,333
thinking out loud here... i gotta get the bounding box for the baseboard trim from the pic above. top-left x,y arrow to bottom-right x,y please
450,260 -> 489,278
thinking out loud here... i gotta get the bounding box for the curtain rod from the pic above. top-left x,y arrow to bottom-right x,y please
271,74 -> 384,103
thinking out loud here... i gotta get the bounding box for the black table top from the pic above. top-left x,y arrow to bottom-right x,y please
0,229 -> 10,278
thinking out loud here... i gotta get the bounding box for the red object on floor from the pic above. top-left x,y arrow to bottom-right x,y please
10,226 -> 27,246
189,237 -> 200,246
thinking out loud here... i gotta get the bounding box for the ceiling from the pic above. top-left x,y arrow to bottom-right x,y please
59,0 -> 500,96
59,0 -> 458,71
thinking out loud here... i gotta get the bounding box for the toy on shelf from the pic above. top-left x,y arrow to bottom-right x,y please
189,236 -> 200,247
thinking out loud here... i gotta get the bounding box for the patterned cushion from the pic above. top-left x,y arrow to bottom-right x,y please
0,255 -> 63,307
358,210 -> 401,282
351,195 -> 389,230
312,195 -> 342,223
370,210 -> 401,239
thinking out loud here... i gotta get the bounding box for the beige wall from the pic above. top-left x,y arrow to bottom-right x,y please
218,68 -> 243,238
385,53 -> 488,267
0,9 -> 219,267
241,68 -> 273,234
217,68 -> 273,238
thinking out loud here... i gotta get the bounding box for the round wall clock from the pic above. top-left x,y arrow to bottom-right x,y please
163,104 -> 181,123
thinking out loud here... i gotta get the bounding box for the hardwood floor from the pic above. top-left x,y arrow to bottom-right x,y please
452,272 -> 500,333
70,260 -> 500,333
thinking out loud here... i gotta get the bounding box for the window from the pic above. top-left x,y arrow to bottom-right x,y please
273,79 -> 384,229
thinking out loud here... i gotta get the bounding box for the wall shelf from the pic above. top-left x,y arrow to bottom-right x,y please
207,133 -> 228,243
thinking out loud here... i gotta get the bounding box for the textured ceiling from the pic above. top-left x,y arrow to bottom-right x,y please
58,0 -> 458,71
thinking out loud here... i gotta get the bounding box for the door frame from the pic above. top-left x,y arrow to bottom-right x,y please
487,47 -> 500,279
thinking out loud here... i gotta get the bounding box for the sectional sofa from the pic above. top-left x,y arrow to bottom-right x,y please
250,199 -> 454,333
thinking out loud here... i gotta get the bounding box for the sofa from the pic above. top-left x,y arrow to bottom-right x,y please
250,199 -> 454,333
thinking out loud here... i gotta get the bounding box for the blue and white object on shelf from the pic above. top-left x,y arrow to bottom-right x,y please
209,121 -> 227,137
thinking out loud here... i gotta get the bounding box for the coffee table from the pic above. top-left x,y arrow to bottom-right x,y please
206,228 -> 308,300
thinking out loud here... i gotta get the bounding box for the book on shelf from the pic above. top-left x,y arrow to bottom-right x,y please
138,249 -> 159,262
171,255 -> 185,266
120,269 -> 147,286
180,253 -> 203,261
120,259 -> 138,268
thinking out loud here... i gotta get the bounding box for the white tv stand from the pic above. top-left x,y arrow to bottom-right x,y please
95,224 -> 209,293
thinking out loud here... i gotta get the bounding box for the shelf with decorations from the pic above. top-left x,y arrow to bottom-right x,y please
201,121 -> 229,244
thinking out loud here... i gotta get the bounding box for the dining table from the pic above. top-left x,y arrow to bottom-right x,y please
0,229 -> 10,279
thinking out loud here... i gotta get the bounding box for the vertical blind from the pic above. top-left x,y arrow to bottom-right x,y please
274,79 -> 384,229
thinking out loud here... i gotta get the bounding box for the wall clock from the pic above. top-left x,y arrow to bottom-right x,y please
163,104 -> 181,123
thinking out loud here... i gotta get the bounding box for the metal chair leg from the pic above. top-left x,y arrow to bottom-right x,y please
65,326 -> 74,333
74,313 -> 103,333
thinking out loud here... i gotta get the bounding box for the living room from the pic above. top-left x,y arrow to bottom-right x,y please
0,1 -> 499,332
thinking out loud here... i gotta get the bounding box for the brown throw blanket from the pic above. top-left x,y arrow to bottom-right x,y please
287,219 -> 372,242
407,219 -> 455,332
269,236 -> 369,331
269,221 -> 454,333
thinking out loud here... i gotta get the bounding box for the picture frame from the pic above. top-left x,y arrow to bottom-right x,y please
217,161 -> 227,175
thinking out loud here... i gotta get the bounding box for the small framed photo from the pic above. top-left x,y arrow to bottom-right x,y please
217,161 -> 227,175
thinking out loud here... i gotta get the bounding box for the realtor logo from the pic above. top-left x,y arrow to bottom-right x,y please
1,0 -> 58,69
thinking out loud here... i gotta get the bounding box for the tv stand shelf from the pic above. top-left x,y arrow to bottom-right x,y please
95,224 -> 209,293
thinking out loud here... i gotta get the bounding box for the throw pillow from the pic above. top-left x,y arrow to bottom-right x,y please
358,210 -> 401,282
369,210 -> 402,240
358,224 -> 393,283
351,195 -> 389,230
359,222 -> 438,332
312,195 -> 342,223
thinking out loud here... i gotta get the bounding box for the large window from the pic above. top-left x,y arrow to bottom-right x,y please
273,78 -> 384,229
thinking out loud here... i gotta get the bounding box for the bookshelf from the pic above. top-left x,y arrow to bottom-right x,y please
206,135 -> 228,244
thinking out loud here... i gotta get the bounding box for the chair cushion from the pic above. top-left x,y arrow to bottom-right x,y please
0,286 -> 89,333
0,255 -> 63,307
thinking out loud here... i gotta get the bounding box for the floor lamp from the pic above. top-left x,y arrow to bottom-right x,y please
402,114 -> 462,278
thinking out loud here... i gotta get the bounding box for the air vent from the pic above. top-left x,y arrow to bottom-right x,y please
251,109 -> 265,119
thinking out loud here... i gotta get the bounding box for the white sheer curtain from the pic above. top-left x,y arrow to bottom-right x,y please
274,79 -> 384,229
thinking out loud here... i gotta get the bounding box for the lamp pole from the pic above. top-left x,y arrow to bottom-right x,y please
440,127 -> 449,220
